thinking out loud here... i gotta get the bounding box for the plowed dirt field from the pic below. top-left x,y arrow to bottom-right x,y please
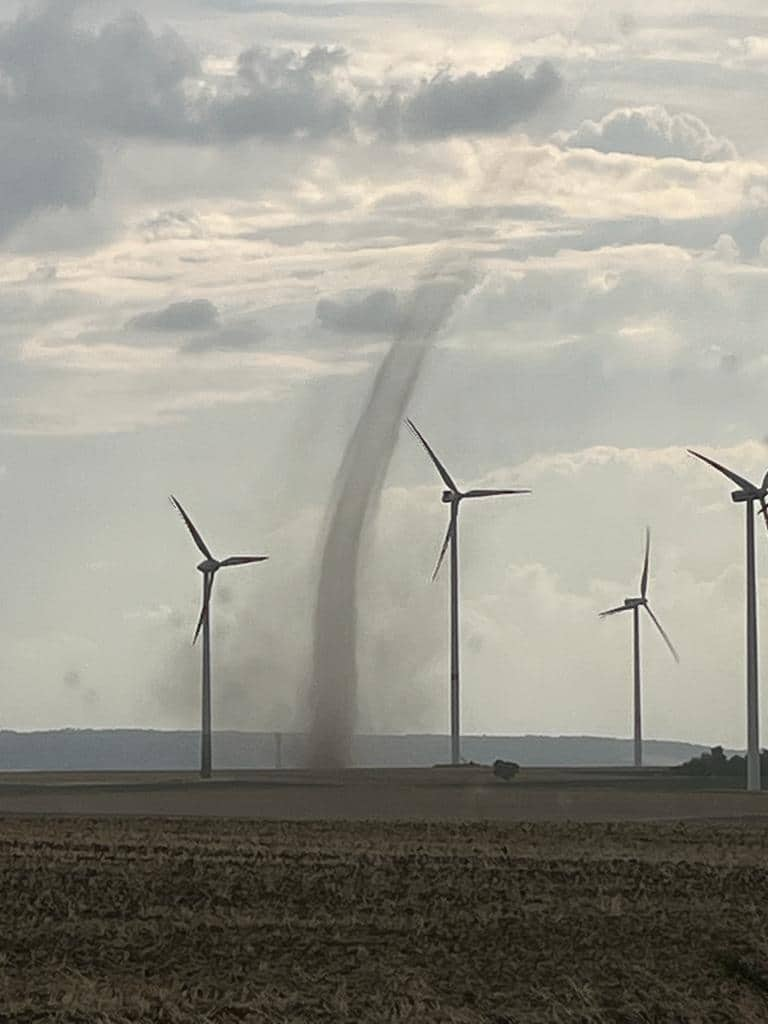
2,814 -> 768,1022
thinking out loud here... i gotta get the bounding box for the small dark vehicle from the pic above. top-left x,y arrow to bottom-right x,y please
493,759 -> 520,781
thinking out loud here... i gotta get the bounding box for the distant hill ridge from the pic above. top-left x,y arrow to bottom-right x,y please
0,730 -> 720,771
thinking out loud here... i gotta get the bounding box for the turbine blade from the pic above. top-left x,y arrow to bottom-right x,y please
406,418 -> 458,491
760,498 -> 768,535
431,518 -> 455,582
599,605 -> 631,617
640,526 -> 650,600
170,495 -> 213,559
220,556 -> 269,566
463,488 -> 532,498
644,605 -> 679,663
687,450 -> 757,492
193,573 -> 215,645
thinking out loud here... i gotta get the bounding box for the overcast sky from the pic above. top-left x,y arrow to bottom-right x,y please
3,0 -> 768,749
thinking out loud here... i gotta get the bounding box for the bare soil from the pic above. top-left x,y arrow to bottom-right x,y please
1,769 -> 768,1021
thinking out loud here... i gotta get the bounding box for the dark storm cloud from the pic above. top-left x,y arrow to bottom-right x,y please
128,299 -> 220,332
0,118 -> 100,238
0,4 -> 194,238
0,7 -> 353,163
0,5 -> 199,138
0,5 -> 561,147
0,4 -> 567,241
206,45 -> 352,140
367,60 -> 562,139
316,290 -> 405,335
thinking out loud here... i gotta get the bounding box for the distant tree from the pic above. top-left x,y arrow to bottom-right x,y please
493,759 -> 520,781
710,745 -> 727,771
672,746 -> 768,778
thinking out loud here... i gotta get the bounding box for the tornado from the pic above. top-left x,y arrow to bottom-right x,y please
308,273 -> 471,769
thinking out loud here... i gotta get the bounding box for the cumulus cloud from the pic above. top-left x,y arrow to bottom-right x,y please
711,234 -> 740,262
368,60 -> 562,139
316,289 -> 405,335
0,6 -> 199,138
0,5 -> 570,242
559,106 -> 737,162
0,8 -> 351,149
0,8 -> 356,150
207,45 -> 352,140
435,247 -> 768,463
4,10 -> 353,144
127,299 -> 220,332
0,5 -> 194,239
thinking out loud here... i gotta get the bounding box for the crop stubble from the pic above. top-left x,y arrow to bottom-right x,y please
1,817 -> 767,1022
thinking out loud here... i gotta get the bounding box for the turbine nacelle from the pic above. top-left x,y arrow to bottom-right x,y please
598,527 -> 679,662
170,494 -> 267,645
731,488 -> 767,504
405,418 -> 530,582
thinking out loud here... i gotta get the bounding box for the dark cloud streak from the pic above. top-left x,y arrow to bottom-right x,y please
128,299 -> 220,332
367,60 -> 562,139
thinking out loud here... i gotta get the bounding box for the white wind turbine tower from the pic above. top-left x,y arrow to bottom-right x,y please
170,495 -> 268,779
599,527 -> 679,769
688,448 -> 768,793
406,419 -> 531,765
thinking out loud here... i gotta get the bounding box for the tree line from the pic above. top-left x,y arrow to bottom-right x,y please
673,745 -> 768,778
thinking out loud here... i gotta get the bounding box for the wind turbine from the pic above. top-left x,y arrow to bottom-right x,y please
170,495 -> 268,779
405,419 -> 531,765
688,448 -> 768,792
599,527 -> 679,769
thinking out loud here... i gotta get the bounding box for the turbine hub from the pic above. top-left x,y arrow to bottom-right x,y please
196,558 -> 219,573
441,489 -> 458,503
